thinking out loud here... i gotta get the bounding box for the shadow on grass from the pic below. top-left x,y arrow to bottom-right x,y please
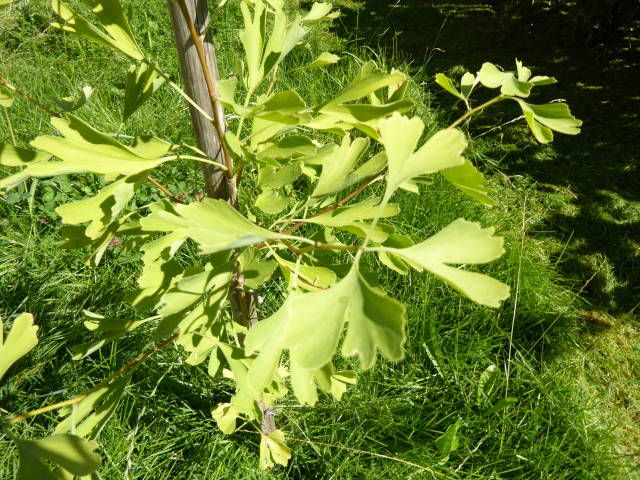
337,0 -> 640,317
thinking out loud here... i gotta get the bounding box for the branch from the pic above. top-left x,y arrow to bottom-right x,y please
0,75 -> 62,118
2,333 -> 178,429
146,175 -> 185,204
281,170 -> 386,236
448,95 -> 505,129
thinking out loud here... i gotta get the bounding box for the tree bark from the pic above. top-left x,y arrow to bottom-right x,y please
167,0 -> 227,199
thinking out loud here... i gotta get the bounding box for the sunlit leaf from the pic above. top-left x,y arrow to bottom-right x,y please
16,434 -> 101,479
259,429 -> 291,469
435,73 -> 465,101
379,113 -> 467,200
442,159 -> 495,206
255,188 -> 289,215
57,85 -> 93,113
0,88 -> 14,108
212,402 -> 239,434
51,0 -> 144,60
56,172 -> 146,241
0,313 -> 38,381
515,99 -> 582,144
124,63 -> 166,121
0,116 -> 171,189
245,265 -> 405,401
240,249 -> 277,289
273,253 -> 337,292
303,52 -> 340,69
477,62 -> 532,97
302,2 -> 339,23
140,198 -> 294,254
312,135 -> 369,196
55,375 -> 129,438
382,219 -> 509,307
257,162 -> 302,188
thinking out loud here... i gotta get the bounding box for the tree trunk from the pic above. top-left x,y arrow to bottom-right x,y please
167,0 -> 227,199
167,0 -> 254,330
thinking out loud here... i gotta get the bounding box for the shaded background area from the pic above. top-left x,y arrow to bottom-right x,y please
337,0 -> 640,316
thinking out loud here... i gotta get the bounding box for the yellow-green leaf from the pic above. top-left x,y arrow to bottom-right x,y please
16,434 -> 101,479
51,0 -> 144,60
140,198 -> 293,254
383,219 -> 509,307
379,113 -> 467,200
259,430 -> 291,469
0,313 -> 38,381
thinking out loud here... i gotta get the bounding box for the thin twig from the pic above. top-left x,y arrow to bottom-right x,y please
281,170 -> 386,236
2,107 -> 16,145
146,175 -> 185,204
448,95 -> 505,129
0,75 -> 62,118
2,333 -> 178,429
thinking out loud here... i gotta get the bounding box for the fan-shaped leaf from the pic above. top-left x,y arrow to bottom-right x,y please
0,313 -> 38,381
379,113 -> 467,200
382,219 -> 509,307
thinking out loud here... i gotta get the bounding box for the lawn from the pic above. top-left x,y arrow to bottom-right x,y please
0,1 -> 638,478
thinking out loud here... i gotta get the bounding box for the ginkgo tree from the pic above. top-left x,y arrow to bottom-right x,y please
0,0 -> 581,474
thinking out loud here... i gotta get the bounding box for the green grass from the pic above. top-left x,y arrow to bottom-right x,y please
1,0 -> 639,478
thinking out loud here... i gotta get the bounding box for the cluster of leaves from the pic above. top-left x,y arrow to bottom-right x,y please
0,0 -> 581,473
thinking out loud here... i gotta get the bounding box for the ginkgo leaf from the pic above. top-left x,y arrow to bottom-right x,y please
460,72 -> 476,98
212,403 -> 239,434
255,187 -> 289,215
55,375 -> 129,438
442,159 -> 495,206
435,73 -> 465,101
51,0 -> 144,60
301,198 -> 398,243
57,85 -> 93,112
379,113 -> 467,200
307,198 -> 399,226
0,313 -> 38,381
0,116 -> 171,189
381,219 -> 509,307
240,250 -> 277,289
302,2 -> 339,23
0,145 -> 51,190
124,62 -> 166,121
0,88 -> 14,107
273,253 -> 337,291
56,172 -> 146,240
514,99 -> 582,144
16,434 -> 101,480
303,52 -> 340,69
140,198 -> 293,254
289,362 -> 355,405
32,115 -> 170,173
257,162 -> 302,188
253,91 -> 310,124
477,62 -> 532,97
311,62 -> 413,139
257,135 -> 317,161
259,430 -> 291,469
71,310 -> 152,360
155,262 -> 232,338
245,265 -> 405,401
312,135 -> 369,197
324,62 -> 406,107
